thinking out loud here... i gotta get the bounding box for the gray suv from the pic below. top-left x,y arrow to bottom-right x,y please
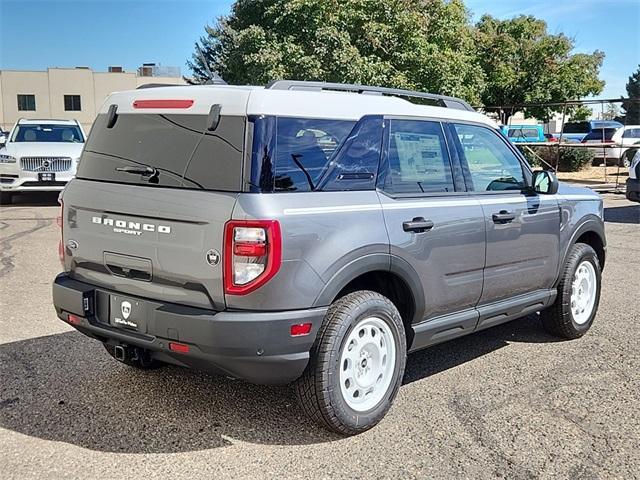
53,81 -> 605,435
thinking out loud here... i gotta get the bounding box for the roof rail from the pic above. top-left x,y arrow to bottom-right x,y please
265,80 -> 474,111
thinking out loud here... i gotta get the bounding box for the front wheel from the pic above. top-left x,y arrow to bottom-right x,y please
541,243 -> 601,339
295,291 -> 406,435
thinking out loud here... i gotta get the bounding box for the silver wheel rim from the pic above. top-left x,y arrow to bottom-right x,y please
339,316 -> 396,412
571,260 -> 597,325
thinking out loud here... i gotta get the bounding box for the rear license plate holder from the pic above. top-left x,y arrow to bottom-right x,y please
109,295 -> 146,332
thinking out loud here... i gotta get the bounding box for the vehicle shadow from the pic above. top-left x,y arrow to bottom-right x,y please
403,313 -> 558,384
2,191 -> 60,207
604,204 -> 639,224
0,314 -> 555,453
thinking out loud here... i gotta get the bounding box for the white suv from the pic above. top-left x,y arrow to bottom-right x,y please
0,119 -> 86,204
584,125 -> 640,167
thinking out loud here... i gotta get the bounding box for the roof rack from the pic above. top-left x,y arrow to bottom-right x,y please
265,80 -> 474,111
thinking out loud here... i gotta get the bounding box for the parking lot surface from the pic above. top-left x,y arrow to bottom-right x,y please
1,192 -> 638,479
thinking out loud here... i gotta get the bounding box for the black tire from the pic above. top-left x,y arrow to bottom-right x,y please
103,343 -> 163,370
0,192 -> 12,205
541,243 -> 601,339
294,291 -> 406,435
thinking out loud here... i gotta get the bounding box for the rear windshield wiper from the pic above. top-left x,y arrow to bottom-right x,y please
116,165 -> 158,177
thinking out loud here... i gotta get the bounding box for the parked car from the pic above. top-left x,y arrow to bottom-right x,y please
52,81 -> 606,435
0,119 -> 86,204
583,125 -> 640,167
500,124 -> 546,143
626,148 -> 640,202
559,120 -> 624,143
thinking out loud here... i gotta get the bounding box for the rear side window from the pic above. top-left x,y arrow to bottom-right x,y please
250,116 -> 355,192
381,119 -> 454,194
583,128 -> 617,141
77,113 -> 245,191
562,122 -> 590,134
507,128 -> 540,139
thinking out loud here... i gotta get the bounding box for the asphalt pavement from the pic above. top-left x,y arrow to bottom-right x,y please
0,192 -> 638,479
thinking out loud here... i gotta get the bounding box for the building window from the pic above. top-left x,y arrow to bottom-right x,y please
17,94 -> 36,111
64,95 -> 82,111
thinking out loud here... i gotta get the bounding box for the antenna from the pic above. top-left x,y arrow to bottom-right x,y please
195,44 -> 227,85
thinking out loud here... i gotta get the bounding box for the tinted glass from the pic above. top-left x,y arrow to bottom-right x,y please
64,95 -> 82,111
583,128 -> 617,141
562,122 -> 589,134
383,120 -> 454,194
273,117 -> 355,191
77,113 -> 244,191
319,116 -> 383,191
622,128 -> 640,139
12,124 -> 84,143
17,94 -> 36,111
454,123 -> 525,192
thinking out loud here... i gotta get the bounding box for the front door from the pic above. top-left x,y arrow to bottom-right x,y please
450,122 -> 560,304
378,118 -> 486,324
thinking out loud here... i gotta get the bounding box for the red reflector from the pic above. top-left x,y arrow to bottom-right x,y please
133,99 -> 194,109
290,323 -> 312,336
67,314 -> 82,325
233,242 -> 267,257
169,342 -> 190,354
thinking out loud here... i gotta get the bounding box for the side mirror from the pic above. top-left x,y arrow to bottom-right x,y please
532,170 -> 558,195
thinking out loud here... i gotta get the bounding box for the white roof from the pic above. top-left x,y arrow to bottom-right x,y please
18,119 -> 80,125
99,84 -> 497,128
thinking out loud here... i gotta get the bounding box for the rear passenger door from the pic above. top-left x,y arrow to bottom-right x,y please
377,117 -> 486,325
449,122 -> 560,305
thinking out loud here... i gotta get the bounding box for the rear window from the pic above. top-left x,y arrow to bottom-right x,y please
583,128 -> 617,141
12,124 -> 84,143
77,113 -> 245,191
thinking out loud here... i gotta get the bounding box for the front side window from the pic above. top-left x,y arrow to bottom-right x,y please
17,94 -> 36,111
382,119 -> 454,194
64,95 -> 82,111
11,124 -> 84,143
454,123 -> 526,192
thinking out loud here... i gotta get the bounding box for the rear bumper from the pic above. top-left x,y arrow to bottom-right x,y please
626,178 -> 640,202
52,273 -> 326,384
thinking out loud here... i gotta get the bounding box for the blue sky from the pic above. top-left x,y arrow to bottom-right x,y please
1,0 -> 638,99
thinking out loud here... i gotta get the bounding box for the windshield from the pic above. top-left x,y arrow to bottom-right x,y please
12,124 -> 84,143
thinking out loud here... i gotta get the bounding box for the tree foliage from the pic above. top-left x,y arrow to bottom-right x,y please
621,64 -> 640,124
189,1 -> 605,117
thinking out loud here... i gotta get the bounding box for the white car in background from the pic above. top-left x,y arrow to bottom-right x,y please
626,148 -> 640,202
583,124 -> 640,167
0,119 -> 86,204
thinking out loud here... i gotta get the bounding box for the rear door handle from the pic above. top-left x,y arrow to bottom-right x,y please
403,217 -> 434,233
492,210 -> 516,223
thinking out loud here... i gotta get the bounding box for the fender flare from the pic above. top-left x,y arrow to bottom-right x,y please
555,217 -> 606,286
313,253 -> 425,324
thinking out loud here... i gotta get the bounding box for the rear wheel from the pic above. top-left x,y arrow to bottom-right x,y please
294,291 -> 406,435
541,243 -> 601,339
103,343 -> 163,370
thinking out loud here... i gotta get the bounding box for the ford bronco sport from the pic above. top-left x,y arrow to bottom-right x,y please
53,81 -> 606,435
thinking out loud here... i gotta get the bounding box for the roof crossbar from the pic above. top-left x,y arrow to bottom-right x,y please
265,80 -> 474,111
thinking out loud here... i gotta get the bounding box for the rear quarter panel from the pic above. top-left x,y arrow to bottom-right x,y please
228,191 -> 389,310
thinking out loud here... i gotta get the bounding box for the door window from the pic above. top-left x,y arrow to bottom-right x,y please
381,119 -> 454,194
454,123 -> 526,192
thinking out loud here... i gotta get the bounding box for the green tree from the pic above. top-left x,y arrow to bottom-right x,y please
188,0 -> 486,104
475,15 -> 604,122
621,65 -> 640,124
570,105 -> 593,122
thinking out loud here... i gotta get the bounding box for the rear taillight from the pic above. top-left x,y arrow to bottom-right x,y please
57,199 -> 64,267
223,220 -> 281,295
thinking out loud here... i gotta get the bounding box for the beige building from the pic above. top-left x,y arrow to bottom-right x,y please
0,66 -> 187,133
